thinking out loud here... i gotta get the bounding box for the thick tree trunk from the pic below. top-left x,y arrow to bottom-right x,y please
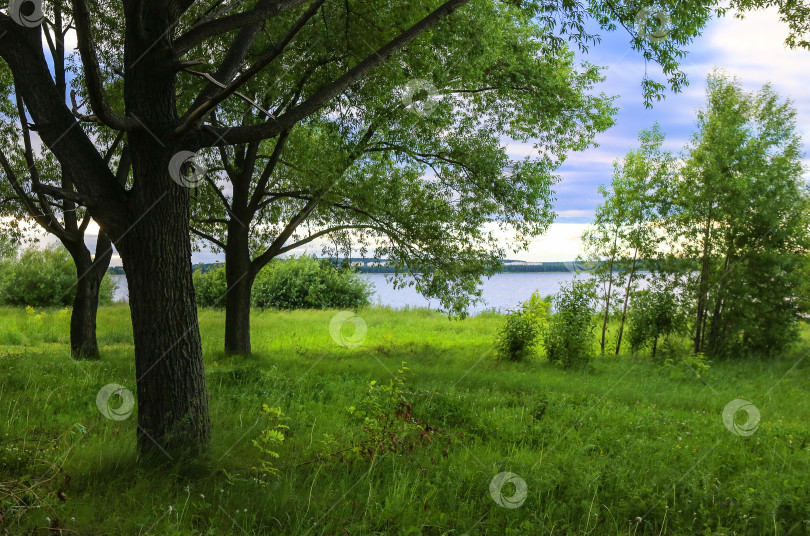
118,190 -> 211,457
111,4 -> 211,458
64,233 -> 112,360
224,231 -> 256,355
70,262 -> 103,359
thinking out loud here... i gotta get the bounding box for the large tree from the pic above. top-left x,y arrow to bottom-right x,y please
0,0 -> 721,456
190,2 -> 615,354
0,8 -> 125,358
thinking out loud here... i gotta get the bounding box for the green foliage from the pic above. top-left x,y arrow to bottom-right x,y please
583,124 -> 673,354
0,235 -> 15,260
495,291 -> 551,361
319,362 -> 438,462
192,257 -> 373,310
251,257 -> 372,310
0,246 -> 116,307
188,0 -> 623,316
544,280 -> 597,368
251,405 -> 289,480
663,352 -> 711,380
628,286 -> 683,358
192,265 -> 228,308
652,73 -> 810,359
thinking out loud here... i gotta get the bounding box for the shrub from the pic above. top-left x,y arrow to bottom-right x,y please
252,256 -> 372,310
192,257 -> 373,310
544,279 -> 597,368
495,291 -> 551,361
0,246 -> 116,307
192,264 -> 227,308
627,285 -> 682,358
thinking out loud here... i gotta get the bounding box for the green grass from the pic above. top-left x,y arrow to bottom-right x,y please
1,304 -> 809,535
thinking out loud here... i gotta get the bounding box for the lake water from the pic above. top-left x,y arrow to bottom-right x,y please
111,272 -> 597,314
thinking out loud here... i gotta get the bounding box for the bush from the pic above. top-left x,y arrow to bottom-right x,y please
544,279 -> 597,368
192,264 -> 228,308
495,291 -> 551,361
193,257 -> 373,310
252,256 -> 372,310
0,246 -> 116,307
627,285 -> 682,358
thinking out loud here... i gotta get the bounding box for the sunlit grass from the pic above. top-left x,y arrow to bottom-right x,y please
0,305 -> 808,535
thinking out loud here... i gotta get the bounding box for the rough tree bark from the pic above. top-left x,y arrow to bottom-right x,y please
117,2 -> 211,455
224,223 -> 257,355
64,234 -> 113,359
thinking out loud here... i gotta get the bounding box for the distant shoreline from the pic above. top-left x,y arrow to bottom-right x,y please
107,259 -> 588,276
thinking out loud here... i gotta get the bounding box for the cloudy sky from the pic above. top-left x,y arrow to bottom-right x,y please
30,7 -> 809,266
510,6 -> 809,262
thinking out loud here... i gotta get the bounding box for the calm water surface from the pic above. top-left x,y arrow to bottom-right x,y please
112,272 -> 608,314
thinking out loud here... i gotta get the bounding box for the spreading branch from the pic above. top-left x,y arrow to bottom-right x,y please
186,0 -> 471,148
174,0 -> 311,55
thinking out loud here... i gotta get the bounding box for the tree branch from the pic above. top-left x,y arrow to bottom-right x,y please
176,0 -> 323,134
187,0 -> 471,148
248,129 -> 289,213
174,0 -> 311,55
191,227 -> 227,249
71,0 -> 139,130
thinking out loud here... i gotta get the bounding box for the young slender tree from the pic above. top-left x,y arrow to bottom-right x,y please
664,73 -> 809,358
583,124 -> 672,355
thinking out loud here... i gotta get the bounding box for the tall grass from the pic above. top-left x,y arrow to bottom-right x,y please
0,305 -> 808,535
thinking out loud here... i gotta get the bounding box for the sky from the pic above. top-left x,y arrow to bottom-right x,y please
27,7 -> 810,265
507,6 -> 810,262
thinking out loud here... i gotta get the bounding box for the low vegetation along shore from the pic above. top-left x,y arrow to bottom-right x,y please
1,305 -> 808,535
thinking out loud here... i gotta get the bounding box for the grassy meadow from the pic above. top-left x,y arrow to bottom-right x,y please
0,304 -> 809,535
